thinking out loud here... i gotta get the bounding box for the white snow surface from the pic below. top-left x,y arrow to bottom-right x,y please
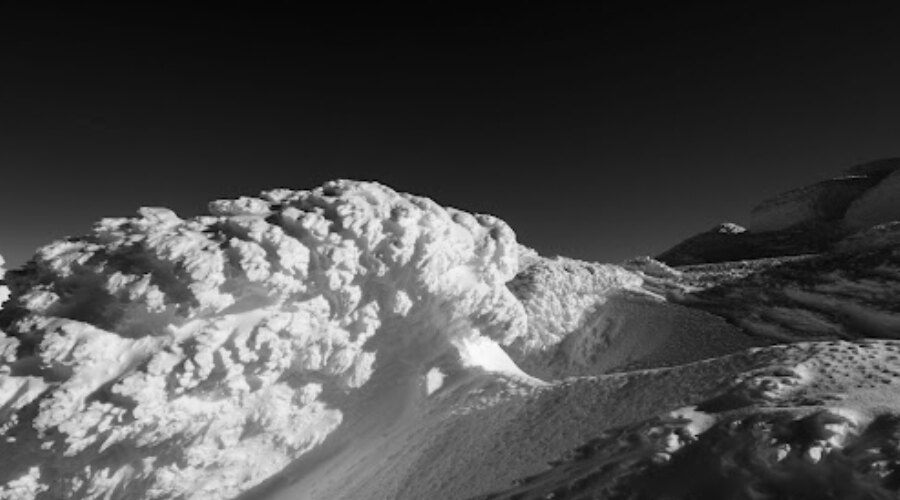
2,178 -> 900,499
0,180 -> 535,499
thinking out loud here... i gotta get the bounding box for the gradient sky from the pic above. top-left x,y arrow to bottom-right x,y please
2,5 -> 900,267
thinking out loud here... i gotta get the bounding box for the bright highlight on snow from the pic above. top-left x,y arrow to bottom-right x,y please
1,162 -> 900,499
0,181 -> 531,499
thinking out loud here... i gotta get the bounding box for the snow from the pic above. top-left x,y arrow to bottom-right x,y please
479,341 -> 900,500
425,367 -> 445,395
1,173 -> 900,499
741,159 -> 900,235
506,257 -> 763,379
0,256 -> 8,307
745,176 -> 873,232
0,180 -> 530,499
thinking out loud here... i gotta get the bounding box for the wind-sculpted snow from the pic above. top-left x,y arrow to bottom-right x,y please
506,257 -> 644,355
845,168 -> 900,230
0,180 -> 528,499
1,164 -> 900,500
506,257 -> 762,379
478,340 -> 900,500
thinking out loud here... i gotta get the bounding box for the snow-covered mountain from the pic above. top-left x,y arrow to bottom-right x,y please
1,162 -> 900,499
657,158 -> 900,265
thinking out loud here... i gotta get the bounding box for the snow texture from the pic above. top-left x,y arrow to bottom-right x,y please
478,340 -> 900,500
0,180 -> 529,499
507,257 -> 762,379
658,159 -> 900,265
745,176 -> 874,232
2,169 -> 900,500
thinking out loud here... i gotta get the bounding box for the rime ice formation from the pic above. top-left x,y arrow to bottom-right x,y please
1,164 -> 900,500
506,257 -> 761,379
0,180 -> 530,499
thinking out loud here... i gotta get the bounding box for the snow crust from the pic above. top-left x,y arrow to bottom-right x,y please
0,180 -> 529,499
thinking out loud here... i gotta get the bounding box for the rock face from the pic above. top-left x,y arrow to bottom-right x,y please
2,167 -> 900,500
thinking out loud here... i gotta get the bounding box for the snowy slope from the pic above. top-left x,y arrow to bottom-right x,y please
0,181 -> 531,499
506,257 -> 763,379
2,170 -> 900,500
658,158 -> 900,265
845,168 -> 900,230
746,158 -> 900,233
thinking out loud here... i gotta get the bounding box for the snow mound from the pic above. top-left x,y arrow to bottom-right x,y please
744,158 -> 900,234
0,180 -> 530,499
506,257 -> 762,379
505,257 -> 644,356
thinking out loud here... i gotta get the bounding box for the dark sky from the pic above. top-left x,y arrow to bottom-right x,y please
2,5 -> 900,267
